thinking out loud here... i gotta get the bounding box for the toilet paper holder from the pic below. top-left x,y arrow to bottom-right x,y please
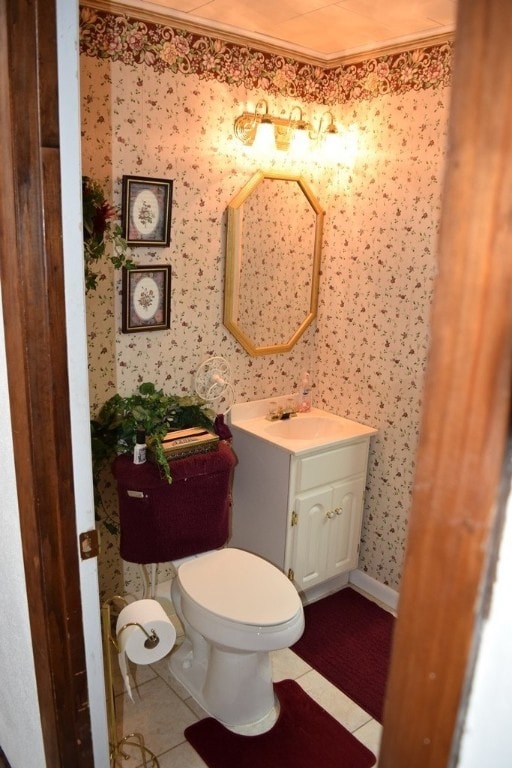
114,621 -> 160,651
101,596 -> 160,768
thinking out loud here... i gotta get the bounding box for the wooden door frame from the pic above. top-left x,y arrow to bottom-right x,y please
380,1 -> 512,765
0,0 -> 93,765
0,0 -> 510,766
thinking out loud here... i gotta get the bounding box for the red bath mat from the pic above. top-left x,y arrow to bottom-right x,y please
185,679 -> 376,768
292,587 -> 395,722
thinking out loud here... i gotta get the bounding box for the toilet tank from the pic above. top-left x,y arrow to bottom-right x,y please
112,441 -> 237,563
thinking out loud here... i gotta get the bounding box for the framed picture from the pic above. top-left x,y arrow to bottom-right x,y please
121,175 -> 173,246
121,265 -> 172,333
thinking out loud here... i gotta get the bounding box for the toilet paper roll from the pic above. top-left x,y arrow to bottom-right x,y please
116,599 -> 176,700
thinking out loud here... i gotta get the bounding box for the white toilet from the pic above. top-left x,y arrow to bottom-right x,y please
113,440 -> 304,734
169,547 -> 304,735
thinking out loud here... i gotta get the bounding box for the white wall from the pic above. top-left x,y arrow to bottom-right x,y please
456,462 -> 512,766
0,291 -> 46,767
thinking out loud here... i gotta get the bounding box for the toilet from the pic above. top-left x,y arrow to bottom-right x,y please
169,547 -> 304,735
111,443 -> 304,735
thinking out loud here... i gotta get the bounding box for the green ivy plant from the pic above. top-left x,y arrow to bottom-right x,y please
91,382 -> 215,533
82,176 -> 135,292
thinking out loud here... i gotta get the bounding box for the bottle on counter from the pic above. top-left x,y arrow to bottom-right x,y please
298,371 -> 312,412
133,428 -> 147,465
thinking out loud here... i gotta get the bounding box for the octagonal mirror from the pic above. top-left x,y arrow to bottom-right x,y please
224,170 -> 325,355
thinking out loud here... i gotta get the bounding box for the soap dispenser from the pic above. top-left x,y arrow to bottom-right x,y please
298,372 -> 312,412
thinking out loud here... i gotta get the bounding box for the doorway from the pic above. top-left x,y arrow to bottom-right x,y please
1,1 -> 512,766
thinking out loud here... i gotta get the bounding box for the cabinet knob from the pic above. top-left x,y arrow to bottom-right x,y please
335,507 -> 343,516
326,510 -> 335,519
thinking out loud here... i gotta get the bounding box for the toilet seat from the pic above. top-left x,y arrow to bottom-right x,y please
177,547 -> 301,626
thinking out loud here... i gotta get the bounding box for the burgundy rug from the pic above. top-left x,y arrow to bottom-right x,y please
185,679 -> 376,768
292,588 -> 395,722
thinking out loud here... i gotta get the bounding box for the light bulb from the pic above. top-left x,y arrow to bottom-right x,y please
252,119 -> 275,152
321,128 -> 342,160
290,125 -> 310,156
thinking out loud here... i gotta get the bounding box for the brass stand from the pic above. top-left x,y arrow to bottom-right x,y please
101,597 -> 160,768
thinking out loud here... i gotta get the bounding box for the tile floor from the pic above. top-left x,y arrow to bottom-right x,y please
111,607 -> 383,767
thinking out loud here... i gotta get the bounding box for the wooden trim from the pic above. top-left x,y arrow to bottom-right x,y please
379,1 -> 512,765
0,1 -> 93,766
224,171 -> 324,356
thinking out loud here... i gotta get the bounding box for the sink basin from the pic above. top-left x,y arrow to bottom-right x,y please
229,399 -> 377,454
266,416 -> 350,440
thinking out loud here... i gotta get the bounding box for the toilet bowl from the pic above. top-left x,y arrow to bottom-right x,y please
169,547 -> 304,735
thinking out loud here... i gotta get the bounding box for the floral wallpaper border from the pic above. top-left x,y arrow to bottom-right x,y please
79,6 -> 452,105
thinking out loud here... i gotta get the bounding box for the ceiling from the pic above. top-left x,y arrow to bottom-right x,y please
113,0 -> 457,63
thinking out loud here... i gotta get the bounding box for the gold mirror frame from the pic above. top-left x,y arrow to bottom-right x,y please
224,170 -> 325,356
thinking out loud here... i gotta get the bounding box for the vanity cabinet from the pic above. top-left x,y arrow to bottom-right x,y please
289,442 -> 369,591
229,410 -> 375,597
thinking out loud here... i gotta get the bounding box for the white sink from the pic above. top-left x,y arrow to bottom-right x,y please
229,398 -> 377,455
266,415 -> 352,440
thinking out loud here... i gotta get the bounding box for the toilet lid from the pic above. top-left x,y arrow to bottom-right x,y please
177,548 -> 301,626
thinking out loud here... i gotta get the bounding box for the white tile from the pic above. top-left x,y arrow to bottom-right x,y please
271,647 -> 312,681
142,0 -> 207,12
111,656 -> 157,697
149,655 -> 210,719
340,0 -> 442,34
296,668 -> 373,732
115,676 -> 198,757
272,7 -> 392,55
354,717 -> 383,760
183,0 -> 297,32
182,694 -> 210,721
154,740 -> 209,768
114,648 -> 384,766
149,655 -> 193,701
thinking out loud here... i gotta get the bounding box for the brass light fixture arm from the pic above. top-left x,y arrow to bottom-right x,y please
234,101 -> 314,150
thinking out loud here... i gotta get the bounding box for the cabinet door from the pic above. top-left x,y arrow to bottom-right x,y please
291,486 -> 333,591
291,477 -> 365,591
327,476 -> 365,577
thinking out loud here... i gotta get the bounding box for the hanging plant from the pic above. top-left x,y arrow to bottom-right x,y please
82,176 -> 135,291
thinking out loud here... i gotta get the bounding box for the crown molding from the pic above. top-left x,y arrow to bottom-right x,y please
83,1 -> 455,69
329,31 -> 454,66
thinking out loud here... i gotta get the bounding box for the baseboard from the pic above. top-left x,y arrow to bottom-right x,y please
301,573 -> 350,605
349,569 -> 399,613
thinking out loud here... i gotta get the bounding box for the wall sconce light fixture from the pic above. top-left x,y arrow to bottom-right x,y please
288,106 -> 310,155
234,99 -> 315,152
313,110 -> 346,160
250,100 -> 276,152
234,100 -> 346,158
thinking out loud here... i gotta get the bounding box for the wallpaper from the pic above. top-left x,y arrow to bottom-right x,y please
80,6 -> 450,598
